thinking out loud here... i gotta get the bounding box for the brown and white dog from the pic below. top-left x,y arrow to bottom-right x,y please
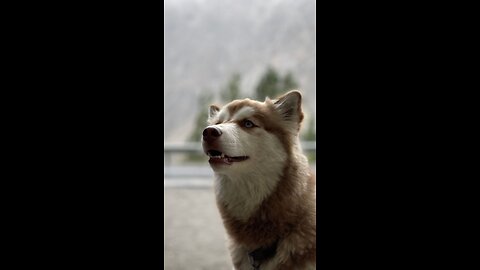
201,90 -> 316,270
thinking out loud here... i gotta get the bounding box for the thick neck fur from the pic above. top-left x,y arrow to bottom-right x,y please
214,142 -> 313,247
213,151 -> 287,222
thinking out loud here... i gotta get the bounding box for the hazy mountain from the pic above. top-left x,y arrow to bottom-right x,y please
164,0 -> 316,142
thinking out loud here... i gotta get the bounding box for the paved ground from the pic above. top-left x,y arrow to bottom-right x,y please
164,183 -> 233,270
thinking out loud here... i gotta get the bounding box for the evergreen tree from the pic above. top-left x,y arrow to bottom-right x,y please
255,66 -> 281,100
255,67 -> 300,100
187,90 -> 214,142
302,115 -> 316,162
221,73 -> 242,102
283,71 -> 299,91
302,115 -> 316,141
185,90 -> 214,161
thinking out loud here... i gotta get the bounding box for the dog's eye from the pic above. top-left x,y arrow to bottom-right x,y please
243,120 -> 255,128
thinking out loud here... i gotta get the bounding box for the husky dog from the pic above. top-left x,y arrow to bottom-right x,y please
201,90 -> 316,270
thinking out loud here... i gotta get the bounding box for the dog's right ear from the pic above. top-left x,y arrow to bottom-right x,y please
273,90 -> 304,132
209,105 -> 220,119
274,90 -> 303,123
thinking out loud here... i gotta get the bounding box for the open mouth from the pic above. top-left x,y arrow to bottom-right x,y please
206,150 -> 249,165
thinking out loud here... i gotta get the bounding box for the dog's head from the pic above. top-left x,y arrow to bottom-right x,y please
201,90 -> 304,174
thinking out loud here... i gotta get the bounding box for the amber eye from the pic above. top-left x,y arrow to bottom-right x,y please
243,120 -> 254,128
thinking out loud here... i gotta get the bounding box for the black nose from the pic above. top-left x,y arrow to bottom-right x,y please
202,127 -> 222,143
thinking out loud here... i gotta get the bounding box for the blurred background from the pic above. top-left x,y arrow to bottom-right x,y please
164,0 -> 316,269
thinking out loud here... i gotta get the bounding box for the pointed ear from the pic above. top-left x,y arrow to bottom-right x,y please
274,90 -> 304,124
209,105 -> 220,119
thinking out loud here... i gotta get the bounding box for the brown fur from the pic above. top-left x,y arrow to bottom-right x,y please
208,91 -> 316,269
217,166 -> 316,269
219,97 -> 304,157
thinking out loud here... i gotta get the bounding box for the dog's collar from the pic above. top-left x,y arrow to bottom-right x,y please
248,240 -> 278,270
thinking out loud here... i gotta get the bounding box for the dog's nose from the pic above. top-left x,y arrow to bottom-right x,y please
202,127 -> 222,143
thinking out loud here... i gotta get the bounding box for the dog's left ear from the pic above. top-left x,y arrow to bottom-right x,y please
274,90 -> 304,126
209,105 -> 220,119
